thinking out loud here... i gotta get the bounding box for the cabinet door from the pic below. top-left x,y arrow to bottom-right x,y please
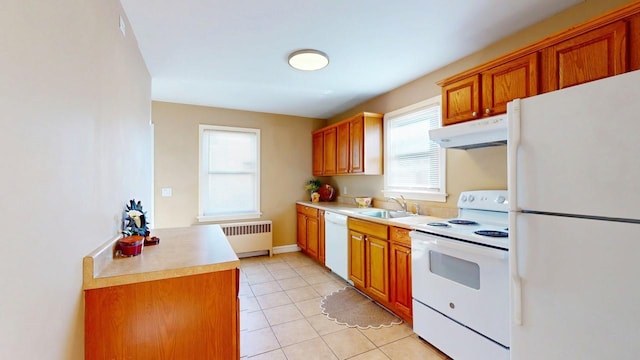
336,122 -> 350,174
323,127 -> 337,175
630,14 -> 640,71
390,242 -> 412,321
306,216 -> 319,260
312,132 -> 324,176
349,116 -> 364,173
442,74 -> 481,126
318,210 -> 325,265
296,212 -> 307,251
542,21 -> 627,92
482,53 -> 539,116
349,230 -> 366,288
366,236 -> 389,302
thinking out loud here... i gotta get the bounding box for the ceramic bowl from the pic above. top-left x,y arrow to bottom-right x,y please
354,197 -> 372,208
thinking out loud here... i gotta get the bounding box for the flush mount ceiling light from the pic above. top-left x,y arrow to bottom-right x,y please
288,49 -> 329,71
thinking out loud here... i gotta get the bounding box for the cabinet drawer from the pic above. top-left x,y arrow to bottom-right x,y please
348,218 -> 388,239
390,226 -> 411,246
297,204 -> 318,218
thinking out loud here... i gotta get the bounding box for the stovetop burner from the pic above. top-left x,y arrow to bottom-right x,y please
448,219 -> 479,225
474,230 -> 509,238
427,222 -> 451,227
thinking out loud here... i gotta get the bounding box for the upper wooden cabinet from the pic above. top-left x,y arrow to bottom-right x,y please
336,121 -> 350,174
323,127 -> 337,175
312,132 -> 324,176
441,74 -> 481,125
439,1 -> 640,126
312,112 -> 383,176
541,21 -> 627,92
442,55 -> 538,126
482,53 -> 539,116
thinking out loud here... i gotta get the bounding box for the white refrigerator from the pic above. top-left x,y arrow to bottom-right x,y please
507,69 -> 640,359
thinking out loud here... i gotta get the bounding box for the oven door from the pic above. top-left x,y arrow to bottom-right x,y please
411,230 -> 509,347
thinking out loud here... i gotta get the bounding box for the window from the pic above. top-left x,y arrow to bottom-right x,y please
198,125 -> 261,221
383,96 -> 446,202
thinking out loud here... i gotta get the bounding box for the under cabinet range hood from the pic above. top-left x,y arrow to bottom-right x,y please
429,114 -> 507,149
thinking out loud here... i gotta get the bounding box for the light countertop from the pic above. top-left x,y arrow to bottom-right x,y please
83,225 -> 240,290
296,201 -> 444,229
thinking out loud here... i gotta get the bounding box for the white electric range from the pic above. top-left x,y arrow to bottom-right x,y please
411,190 -> 510,360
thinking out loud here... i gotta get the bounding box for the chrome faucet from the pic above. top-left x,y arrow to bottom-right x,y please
387,195 -> 407,212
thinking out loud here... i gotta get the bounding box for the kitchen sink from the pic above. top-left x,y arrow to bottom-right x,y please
358,209 -> 415,219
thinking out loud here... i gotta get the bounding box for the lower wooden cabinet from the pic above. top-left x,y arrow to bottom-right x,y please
296,204 -> 324,264
366,235 -> 390,302
348,218 -> 390,303
389,226 -> 413,323
349,229 -> 366,288
85,269 -> 240,359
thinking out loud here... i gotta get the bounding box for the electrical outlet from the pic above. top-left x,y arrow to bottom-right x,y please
161,187 -> 172,197
343,186 -> 348,194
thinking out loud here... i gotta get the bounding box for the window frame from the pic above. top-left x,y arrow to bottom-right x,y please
382,96 -> 447,202
197,124 -> 261,222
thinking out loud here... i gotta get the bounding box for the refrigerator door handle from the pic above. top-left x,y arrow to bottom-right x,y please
507,99 -> 523,326
509,212 -> 522,326
507,99 -> 520,212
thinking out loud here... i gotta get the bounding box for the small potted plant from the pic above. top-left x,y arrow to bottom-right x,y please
304,178 -> 322,201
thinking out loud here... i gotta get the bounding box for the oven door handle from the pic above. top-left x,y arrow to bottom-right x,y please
429,239 -> 507,260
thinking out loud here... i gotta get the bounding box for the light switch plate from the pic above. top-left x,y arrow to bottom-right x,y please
161,187 -> 172,197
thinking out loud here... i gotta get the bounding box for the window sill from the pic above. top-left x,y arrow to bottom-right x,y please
382,190 -> 447,203
197,212 -> 262,223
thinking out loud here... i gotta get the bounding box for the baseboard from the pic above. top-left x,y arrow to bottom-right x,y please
272,244 -> 301,254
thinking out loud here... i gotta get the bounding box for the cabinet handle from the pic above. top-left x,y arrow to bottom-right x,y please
472,111 -> 477,117
485,108 -> 492,114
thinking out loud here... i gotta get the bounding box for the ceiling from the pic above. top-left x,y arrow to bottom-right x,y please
120,0 -> 582,119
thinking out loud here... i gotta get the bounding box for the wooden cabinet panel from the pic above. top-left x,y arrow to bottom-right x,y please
542,21 -> 627,92
297,204 -> 318,218
312,132 -> 324,176
306,216 -> 319,259
630,14 -> 640,71
85,270 -> 239,359
349,230 -> 366,288
349,116 -> 364,173
323,127 -> 337,175
389,226 -> 411,246
390,242 -> 412,322
318,210 -> 325,265
482,53 -> 539,116
366,236 -> 389,302
348,218 -> 388,239
337,122 -> 350,174
442,74 -> 481,125
297,205 -> 323,263
296,212 -> 307,251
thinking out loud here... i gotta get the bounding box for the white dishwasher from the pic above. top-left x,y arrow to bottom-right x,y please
324,211 -> 351,283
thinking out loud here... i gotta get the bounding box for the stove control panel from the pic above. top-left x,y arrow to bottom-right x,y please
458,190 -> 508,212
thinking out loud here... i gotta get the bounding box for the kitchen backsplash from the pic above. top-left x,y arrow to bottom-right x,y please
336,195 -> 458,219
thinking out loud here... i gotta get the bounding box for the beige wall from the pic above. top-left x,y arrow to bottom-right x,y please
0,1 -> 151,359
326,0 -> 634,212
152,102 -> 325,247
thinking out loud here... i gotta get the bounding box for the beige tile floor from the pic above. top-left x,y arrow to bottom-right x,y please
239,251 -> 452,360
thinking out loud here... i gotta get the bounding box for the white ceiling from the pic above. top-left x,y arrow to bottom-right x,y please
120,0 -> 582,119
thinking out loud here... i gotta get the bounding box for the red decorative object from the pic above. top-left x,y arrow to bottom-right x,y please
318,184 -> 336,201
145,236 -> 160,246
118,235 -> 144,257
